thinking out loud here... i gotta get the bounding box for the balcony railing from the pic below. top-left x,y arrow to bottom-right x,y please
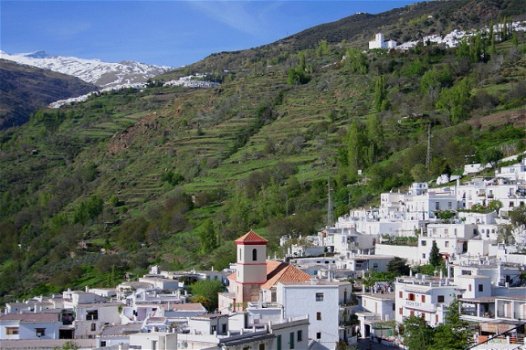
403,299 -> 436,313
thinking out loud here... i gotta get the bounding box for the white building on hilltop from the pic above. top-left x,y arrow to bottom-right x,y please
369,33 -> 397,50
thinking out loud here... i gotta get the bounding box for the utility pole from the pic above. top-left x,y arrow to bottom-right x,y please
426,121 -> 432,170
327,177 -> 333,227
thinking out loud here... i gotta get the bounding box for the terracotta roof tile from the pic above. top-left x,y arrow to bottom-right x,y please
228,260 -> 285,284
261,265 -> 311,290
235,230 -> 268,245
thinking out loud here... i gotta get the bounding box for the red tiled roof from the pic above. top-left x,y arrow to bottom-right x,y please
228,260 -> 285,283
261,264 -> 311,290
235,230 -> 268,245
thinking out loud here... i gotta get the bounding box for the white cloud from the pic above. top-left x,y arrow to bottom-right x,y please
188,1 -> 281,38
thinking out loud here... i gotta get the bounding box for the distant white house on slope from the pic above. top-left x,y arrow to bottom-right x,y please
368,33 -> 397,50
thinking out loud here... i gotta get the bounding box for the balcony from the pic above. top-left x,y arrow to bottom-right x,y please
403,299 -> 436,313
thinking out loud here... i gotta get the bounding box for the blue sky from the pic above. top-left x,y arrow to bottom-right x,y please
1,1 -> 419,67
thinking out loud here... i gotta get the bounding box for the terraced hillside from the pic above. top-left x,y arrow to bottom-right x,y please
0,0 -> 525,300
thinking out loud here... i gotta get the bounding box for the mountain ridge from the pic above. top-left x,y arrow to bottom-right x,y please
0,50 -> 171,89
0,59 -> 98,129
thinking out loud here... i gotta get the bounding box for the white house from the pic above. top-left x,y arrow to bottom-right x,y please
129,331 -> 178,350
355,292 -> 395,339
0,312 -> 62,340
73,302 -> 122,338
276,280 -> 352,350
394,275 -> 462,327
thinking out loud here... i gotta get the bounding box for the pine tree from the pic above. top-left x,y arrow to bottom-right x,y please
429,240 -> 441,267
366,114 -> 384,165
347,120 -> 366,179
431,299 -> 472,350
373,75 -> 388,112
402,315 -> 434,350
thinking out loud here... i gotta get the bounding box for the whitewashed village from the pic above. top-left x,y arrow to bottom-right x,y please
1,150 -> 525,350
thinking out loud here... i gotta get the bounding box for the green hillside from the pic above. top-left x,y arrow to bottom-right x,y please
1,0 -> 525,302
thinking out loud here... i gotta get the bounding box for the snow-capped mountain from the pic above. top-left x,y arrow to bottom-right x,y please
0,50 -> 171,88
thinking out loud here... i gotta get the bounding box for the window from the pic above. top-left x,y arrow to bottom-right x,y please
421,295 -> 426,303
259,345 -> 265,350
222,324 -> 227,334
252,248 -> 257,261
239,248 -> 242,260
86,310 -> 98,321
437,295 -> 445,303
316,312 -> 322,320
399,307 -> 403,315
468,284 -> 472,292
422,253 -> 426,259
243,347 -> 250,350
399,291 -> 403,298
392,304 -> 395,311
91,323 -> 96,332
290,332 -> 295,349
478,284 -> 484,292
448,202 -> 452,209
277,335 -> 282,350
445,241 -> 449,248
316,332 -> 321,340
297,330 -> 303,342
435,202 -> 440,210
421,240 -> 427,246
510,202 -> 514,207
36,328 -> 46,337
6,327 -> 19,335
101,341 -> 106,347
315,293 -> 324,302
408,293 -> 415,301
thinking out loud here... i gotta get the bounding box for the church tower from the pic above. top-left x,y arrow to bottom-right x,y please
234,230 -> 268,306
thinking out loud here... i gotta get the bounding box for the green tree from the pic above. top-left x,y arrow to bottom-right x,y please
431,299 -> 472,350
402,315 -> 434,350
345,48 -> 368,74
420,66 -> 453,100
189,279 -> 224,311
410,163 -> 428,182
287,51 -> 310,85
366,114 -> 384,165
198,219 -> 218,254
387,257 -> 410,276
509,207 -> 526,227
373,75 -> 389,112
481,148 -> 503,168
346,120 -> 367,179
429,240 -> 441,267
489,21 -> 496,54
488,200 -> 503,213
73,195 -> 103,225
317,40 -> 329,56
436,78 -> 472,124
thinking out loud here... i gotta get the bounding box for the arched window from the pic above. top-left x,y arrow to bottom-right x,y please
252,248 -> 257,261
